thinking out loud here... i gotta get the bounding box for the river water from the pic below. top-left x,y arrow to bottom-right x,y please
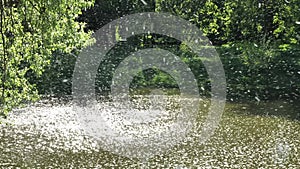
0,97 -> 299,168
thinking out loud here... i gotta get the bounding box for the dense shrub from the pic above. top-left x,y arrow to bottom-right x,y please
37,40 -> 300,101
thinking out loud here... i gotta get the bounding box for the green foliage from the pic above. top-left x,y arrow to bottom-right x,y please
2,0 -> 298,114
41,0 -> 299,102
78,0 -> 156,31
218,42 -> 300,101
34,50 -> 78,96
0,0 -> 94,117
156,0 -> 300,45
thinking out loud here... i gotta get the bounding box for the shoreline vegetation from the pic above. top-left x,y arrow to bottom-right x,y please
1,0 -> 299,117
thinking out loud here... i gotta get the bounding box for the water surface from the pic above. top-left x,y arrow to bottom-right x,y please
0,97 -> 299,168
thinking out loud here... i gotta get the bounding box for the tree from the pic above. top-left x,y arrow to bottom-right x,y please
0,0 -> 95,117
155,0 -> 300,45
78,0 -> 156,31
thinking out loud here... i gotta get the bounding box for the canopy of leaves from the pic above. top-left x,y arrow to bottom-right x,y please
77,0 -> 300,101
1,0 -> 300,117
156,0 -> 300,45
0,0 -> 94,117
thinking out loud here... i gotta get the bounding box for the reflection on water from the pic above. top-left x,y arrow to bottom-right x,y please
0,96 -> 299,168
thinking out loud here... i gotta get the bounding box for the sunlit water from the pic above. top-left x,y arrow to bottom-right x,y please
0,96 -> 299,168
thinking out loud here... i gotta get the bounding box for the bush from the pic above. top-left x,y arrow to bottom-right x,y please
36,40 -> 300,102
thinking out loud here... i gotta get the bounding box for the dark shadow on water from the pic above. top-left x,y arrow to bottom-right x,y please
226,99 -> 300,121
